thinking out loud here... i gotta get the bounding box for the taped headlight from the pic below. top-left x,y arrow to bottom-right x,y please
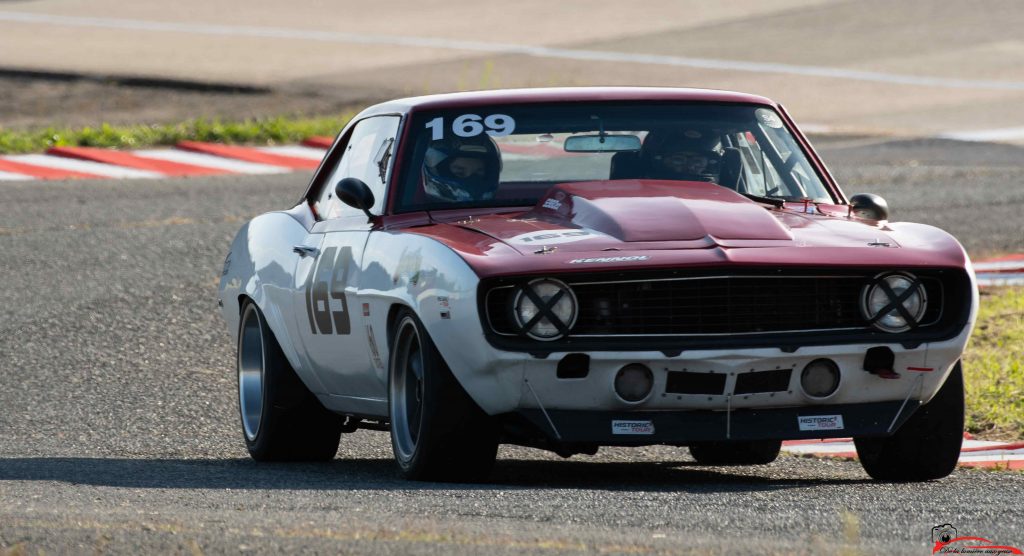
513,278 -> 577,340
861,272 -> 927,333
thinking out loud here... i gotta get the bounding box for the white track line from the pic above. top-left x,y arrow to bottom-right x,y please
4,11 -> 1024,92
960,449 -> 1024,460
974,261 -> 1024,272
781,443 -> 855,456
782,439 -> 1024,465
6,154 -> 163,179
255,145 -> 328,160
0,170 -> 35,181
938,127 -> 1024,142
135,149 -> 290,174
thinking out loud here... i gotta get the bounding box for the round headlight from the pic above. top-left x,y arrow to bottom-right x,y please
513,278 -> 577,340
861,272 -> 927,333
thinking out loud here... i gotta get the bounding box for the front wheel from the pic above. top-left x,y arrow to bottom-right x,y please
388,309 -> 499,482
688,440 -> 781,465
854,361 -> 965,481
237,301 -> 343,461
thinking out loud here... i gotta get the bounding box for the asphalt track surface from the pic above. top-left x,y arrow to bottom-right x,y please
1,139 -> 1023,555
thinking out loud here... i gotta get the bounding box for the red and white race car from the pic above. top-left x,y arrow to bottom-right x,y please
219,88 -> 977,482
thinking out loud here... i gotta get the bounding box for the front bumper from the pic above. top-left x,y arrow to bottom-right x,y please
514,400 -> 919,445
434,267 -> 977,419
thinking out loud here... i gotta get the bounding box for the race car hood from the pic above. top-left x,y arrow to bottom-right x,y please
405,180 -> 969,278
452,180 -> 898,253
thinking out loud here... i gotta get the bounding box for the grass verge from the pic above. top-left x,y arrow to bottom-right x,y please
0,113 -> 354,154
964,286 -> 1024,439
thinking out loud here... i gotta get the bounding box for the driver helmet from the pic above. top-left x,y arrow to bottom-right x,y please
642,131 -> 720,182
422,135 -> 502,202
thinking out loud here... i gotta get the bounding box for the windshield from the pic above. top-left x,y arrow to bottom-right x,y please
395,102 -> 833,212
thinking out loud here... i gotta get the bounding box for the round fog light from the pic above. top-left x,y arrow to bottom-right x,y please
614,364 -> 654,403
801,359 -> 841,398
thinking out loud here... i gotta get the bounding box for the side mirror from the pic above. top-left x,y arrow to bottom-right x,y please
335,177 -> 375,219
848,193 -> 889,222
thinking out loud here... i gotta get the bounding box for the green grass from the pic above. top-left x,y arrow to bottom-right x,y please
0,113 -> 354,154
964,287 -> 1024,439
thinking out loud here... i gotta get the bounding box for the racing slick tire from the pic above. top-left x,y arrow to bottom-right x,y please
237,301 -> 343,461
688,440 -> 782,465
388,308 -> 499,482
854,361 -> 965,482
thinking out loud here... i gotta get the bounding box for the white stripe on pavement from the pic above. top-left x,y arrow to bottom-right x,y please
938,127 -> 1024,142
135,149 -> 291,174
256,145 -> 328,160
7,154 -> 163,179
782,439 -> 1024,466
973,260 -> 1024,272
3,11 -> 1024,92
958,454 -> 1024,463
781,444 -> 855,455
0,170 -> 35,181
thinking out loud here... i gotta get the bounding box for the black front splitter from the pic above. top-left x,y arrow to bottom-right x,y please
513,401 -> 919,445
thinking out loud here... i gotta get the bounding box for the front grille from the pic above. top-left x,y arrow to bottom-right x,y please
571,276 -> 865,335
481,268 -> 964,351
488,275 -> 879,336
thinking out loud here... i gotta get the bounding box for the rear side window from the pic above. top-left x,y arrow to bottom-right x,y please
314,115 -> 400,219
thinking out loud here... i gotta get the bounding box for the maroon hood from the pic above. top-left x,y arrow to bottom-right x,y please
404,180 -> 967,278
451,180 -> 897,253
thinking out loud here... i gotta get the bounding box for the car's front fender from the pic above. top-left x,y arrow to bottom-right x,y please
358,231 -> 525,414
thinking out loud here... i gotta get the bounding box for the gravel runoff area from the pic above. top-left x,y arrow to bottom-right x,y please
1,141 -> 1022,554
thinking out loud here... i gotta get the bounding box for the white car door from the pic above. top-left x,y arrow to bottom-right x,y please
294,222 -> 375,402
288,115 -> 401,416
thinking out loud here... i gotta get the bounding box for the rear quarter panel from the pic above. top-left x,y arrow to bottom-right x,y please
219,211 -> 328,394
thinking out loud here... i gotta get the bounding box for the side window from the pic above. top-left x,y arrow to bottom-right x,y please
314,116 -> 401,219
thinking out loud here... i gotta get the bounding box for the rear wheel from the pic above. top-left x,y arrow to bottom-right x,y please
688,440 -> 781,465
854,362 -> 964,481
237,301 -> 343,461
388,309 -> 499,482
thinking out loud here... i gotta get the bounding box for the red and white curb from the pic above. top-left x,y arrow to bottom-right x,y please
975,254 -> 1024,287
782,434 -> 1024,471
0,138 -> 333,181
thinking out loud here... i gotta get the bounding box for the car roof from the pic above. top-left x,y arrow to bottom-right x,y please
356,87 -> 778,117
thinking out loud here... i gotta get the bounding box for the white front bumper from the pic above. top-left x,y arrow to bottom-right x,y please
442,330 -> 971,417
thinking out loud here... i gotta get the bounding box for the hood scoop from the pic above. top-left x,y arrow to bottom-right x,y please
526,180 -> 794,242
